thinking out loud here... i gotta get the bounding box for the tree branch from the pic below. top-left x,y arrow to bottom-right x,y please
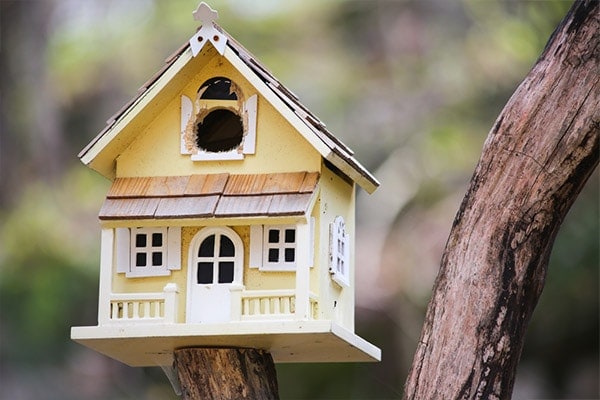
403,1 -> 599,398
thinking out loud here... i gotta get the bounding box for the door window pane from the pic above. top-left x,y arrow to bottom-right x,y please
218,262 -> 234,283
199,235 -> 215,257
197,262 -> 214,284
219,235 -> 234,257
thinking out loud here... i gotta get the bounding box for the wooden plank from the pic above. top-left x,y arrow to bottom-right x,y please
147,176 -> 190,197
201,173 -> 229,195
268,193 -> 313,216
184,175 -> 208,196
107,177 -> 152,198
261,172 -> 306,194
155,196 -> 219,218
215,195 -> 272,217
299,172 -> 319,193
224,174 -> 267,195
99,198 -> 160,219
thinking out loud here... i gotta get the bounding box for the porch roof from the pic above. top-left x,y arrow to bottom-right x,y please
99,171 -> 319,220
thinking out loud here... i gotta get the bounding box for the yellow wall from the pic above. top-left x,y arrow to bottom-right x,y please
116,53 -> 321,178
317,163 -> 356,329
112,224 -> 299,323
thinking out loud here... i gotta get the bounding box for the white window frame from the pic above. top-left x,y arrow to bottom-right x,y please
249,220 -> 314,272
329,216 -> 350,287
262,225 -> 297,271
115,227 -> 181,278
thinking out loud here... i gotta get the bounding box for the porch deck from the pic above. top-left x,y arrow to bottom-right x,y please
70,320 -> 381,366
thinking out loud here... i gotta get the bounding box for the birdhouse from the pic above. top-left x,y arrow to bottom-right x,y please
71,2 -> 381,367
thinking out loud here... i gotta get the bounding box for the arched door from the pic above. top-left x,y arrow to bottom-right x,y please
187,227 -> 243,323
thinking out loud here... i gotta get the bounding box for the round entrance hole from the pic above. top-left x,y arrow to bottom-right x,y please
195,109 -> 244,153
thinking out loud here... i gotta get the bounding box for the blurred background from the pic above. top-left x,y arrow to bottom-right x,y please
1,0 -> 597,399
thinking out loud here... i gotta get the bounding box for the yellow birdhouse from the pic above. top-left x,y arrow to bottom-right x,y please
71,2 -> 381,368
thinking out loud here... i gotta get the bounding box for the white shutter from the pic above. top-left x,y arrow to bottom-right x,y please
249,225 -> 263,268
167,226 -> 182,270
329,220 -> 338,274
115,228 -> 130,274
329,216 -> 350,287
242,95 -> 258,154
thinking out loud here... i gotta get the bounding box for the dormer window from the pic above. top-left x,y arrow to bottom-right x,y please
181,77 -> 257,161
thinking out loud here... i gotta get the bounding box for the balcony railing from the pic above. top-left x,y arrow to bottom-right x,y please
101,285 -> 319,325
238,289 -> 318,320
103,283 -> 178,324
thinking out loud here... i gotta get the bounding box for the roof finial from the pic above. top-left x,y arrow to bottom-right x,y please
192,2 -> 218,25
189,2 -> 227,57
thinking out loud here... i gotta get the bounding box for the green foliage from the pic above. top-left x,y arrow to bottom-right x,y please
0,170 -> 106,364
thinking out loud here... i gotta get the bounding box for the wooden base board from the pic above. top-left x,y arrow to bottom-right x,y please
71,320 -> 381,367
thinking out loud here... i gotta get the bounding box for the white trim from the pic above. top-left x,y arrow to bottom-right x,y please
242,94 -> 258,154
191,150 -> 244,161
189,25 -> 228,56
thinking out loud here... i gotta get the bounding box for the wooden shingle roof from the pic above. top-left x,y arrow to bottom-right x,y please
79,22 -> 379,194
99,172 -> 319,220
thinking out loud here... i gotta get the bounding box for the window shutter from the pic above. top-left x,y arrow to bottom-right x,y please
167,226 -> 181,270
249,225 -> 263,268
242,95 -> 258,154
115,228 -> 130,274
329,216 -> 350,287
329,221 -> 338,274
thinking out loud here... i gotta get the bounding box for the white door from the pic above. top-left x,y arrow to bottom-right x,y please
187,227 -> 243,323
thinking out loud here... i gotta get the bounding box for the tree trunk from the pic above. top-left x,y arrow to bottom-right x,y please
403,1 -> 599,399
174,348 -> 279,399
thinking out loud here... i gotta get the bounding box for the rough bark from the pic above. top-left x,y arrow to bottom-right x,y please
403,1 -> 599,399
174,348 -> 279,400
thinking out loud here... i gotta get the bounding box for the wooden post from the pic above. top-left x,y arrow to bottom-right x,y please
174,348 -> 279,400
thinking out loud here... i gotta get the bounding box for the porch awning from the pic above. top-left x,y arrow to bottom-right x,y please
99,172 -> 319,220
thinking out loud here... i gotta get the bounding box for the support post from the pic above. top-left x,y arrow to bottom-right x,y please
294,222 -> 311,320
174,348 -> 279,400
98,228 -> 114,325
163,283 -> 178,323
